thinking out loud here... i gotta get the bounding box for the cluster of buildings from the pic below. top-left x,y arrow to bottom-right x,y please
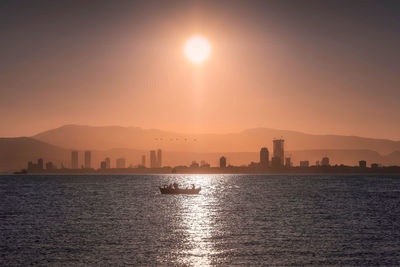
149,149 -> 162,168
24,139 -> 388,173
26,149 -> 163,172
218,139 -> 374,169
218,139 -> 288,169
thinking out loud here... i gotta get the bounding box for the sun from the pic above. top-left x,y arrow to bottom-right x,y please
184,36 -> 211,64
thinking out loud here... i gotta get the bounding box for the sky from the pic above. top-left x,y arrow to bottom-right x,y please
0,0 -> 399,140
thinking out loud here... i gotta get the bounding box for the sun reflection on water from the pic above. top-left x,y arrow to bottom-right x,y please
175,175 -> 217,266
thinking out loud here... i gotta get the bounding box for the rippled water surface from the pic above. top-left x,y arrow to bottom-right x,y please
1,174 -> 400,266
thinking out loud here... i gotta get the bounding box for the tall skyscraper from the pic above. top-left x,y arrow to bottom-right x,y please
37,158 -> 44,170
150,150 -> 157,168
105,157 -> 111,168
84,151 -> 91,169
157,149 -> 162,168
273,139 -> 284,166
71,151 -> 78,169
116,158 -> 126,168
259,147 -> 269,167
141,155 -> 146,167
220,156 -> 227,168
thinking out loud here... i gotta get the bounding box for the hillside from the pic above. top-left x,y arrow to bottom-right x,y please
33,125 -> 400,154
0,137 -> 69,172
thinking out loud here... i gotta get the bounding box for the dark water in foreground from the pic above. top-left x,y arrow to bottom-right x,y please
1,174 -> 400,266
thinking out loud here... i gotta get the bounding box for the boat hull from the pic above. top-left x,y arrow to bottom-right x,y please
159,187 -> 201,195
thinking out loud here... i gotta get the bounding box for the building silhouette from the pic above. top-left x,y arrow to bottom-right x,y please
150,150 -> 157,168
300,161 -> 309,167
285,157 -> 292,168
28,159 -> 44,171
71,151 -> 79,169
321,157 -> 330,167
200,160 -> 210,168
46,161 -> 56,170
141,155 -> 146,167
190,161 -> 199,168
259,147 -> 269,167
84,151 -> 91,169
220,156 -> 227,168
273,139 -> 284,166
100,161 -> 106,169
37,158 -> 44,170
359,160 -> 367,168
157,149 -> 162,167
105,157 -> 111,168
116,158 -> 126,168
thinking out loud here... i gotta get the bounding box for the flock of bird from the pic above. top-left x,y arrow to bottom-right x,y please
154,138 -> 197,142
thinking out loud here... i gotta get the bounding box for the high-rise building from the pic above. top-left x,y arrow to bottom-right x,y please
105,157 -> 111,168
150,150 -> 157,168
116,158 -> 126,168
71,151 -> 79,169
359,160 -> 367,168
321,157 -> 330,167
84,151 -> 91,169
273,139 -> 284,166
157,149 -> 162,168
220,156 -> 227,168
141,155 -> 146,167
259,147 -> 269,167
37,158 -> 44,170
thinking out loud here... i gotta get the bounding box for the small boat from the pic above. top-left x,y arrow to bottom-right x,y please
159,183 -> 201,195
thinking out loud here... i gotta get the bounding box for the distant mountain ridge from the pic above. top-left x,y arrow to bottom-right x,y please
0,137 -> 69,172
33,125 -> 400,154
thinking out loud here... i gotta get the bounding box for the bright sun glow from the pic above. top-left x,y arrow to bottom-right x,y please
184,36 -> 211,64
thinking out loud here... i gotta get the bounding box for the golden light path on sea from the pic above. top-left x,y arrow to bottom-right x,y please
177,175 -> 216,266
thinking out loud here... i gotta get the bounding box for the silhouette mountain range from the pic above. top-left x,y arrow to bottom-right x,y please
34,125 -> 400,154
1,125 -> 399,172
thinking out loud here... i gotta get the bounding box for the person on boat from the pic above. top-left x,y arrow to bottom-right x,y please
173,182 -> 179,189
192,184 -> 195,189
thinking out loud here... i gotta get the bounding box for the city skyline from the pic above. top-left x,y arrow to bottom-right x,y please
21,136 -> 396,174
2,123 -> 400,173
22,149 -> 396,175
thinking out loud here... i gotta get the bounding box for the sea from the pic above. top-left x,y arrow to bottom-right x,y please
1,174 -> 400,266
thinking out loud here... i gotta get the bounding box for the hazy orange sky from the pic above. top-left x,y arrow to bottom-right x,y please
1,0 -> 399,140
